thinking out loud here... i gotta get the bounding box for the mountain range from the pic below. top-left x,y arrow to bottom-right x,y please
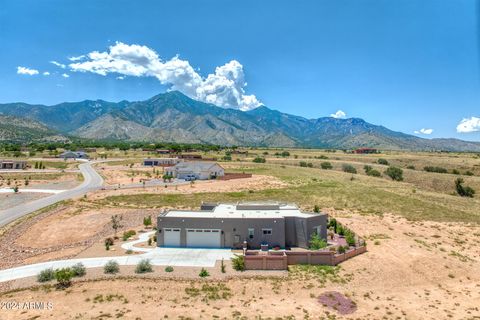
1,91 -> 479,151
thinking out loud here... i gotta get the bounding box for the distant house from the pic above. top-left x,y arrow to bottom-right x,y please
178,154 -> 202,160
143,158 -> 183,167
59,151 -> 89,159
156,149 -> 174,155
0,159 -> 27,170
353,148 -> 378,154
165,161 -> 224,180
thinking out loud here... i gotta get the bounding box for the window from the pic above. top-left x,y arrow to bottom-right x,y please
262,229 -> 272,235
248,228 -> 254,239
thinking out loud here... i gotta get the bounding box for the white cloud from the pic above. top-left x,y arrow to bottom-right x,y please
67,42 -> 261,110
456,117 -> 480,133
50,60 -> 66,69
43,71 -> 50,76
116,76 -> 125,80
68,55 -> 85,61
330,110 -> 346,119
414,128 -> 434,135
62,73 -> 70,78
17,66 -> 39,75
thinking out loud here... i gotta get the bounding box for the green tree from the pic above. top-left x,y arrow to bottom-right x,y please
309,233 -> 327,250
55,268 -> 74,288
143,215 -> 152,228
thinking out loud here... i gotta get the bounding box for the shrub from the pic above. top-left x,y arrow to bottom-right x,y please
320,162 -> 332,170
385,166 -> 403,181
337,246 -> 346,254
424,166 -> 448,174
452,169 -> 460,175
342,164 -> 357,174
122,230 -> 136,241
455,178 -> 475,198
199,268 -> 210,277
313,205 -> 320,213
104,260 -> 120,274
364,165 -> 373,173
299,161 -> 308,167
465,171 -> 474,176
55,268 -> 74,288
252,157 -> 266,163
104,237 -> 114,246
165,266 -> 174,273
135,259 -> 153,274
71,263 -> 86,277
377,158 -> 389,165
37,268 -> 55,282
309,233 -> 327,250
366,169 -> 381,177
407,165 -> 415,170
221,259 -> 226,273
345,231 -> 356,246
232,255 -> 245,271
143,216 -> 152,228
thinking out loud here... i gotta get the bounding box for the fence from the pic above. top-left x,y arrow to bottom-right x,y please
244,246 -> 367,270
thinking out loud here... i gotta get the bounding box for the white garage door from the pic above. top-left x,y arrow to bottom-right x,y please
186,229 -> 221,248
163,228 -> 181,247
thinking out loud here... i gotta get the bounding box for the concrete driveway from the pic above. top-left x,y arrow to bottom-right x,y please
0,231 -> 234,282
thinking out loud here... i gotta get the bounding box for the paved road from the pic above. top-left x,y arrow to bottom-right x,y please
0,161 -> 104,227
0,231 -> 234,282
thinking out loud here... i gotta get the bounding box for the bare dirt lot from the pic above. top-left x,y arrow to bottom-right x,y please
1,212 -> 479,319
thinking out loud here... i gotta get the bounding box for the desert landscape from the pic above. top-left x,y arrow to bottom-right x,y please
0,147 -> 479,319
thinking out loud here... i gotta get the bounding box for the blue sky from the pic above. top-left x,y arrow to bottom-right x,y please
1,0 -> 479,140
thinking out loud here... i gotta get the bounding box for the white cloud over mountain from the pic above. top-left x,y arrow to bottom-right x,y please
17,66 -> 39,75
457,117 -> 480,133
67,42 -> 261,111
330,110 -> 346,119
414,128 -> 433,135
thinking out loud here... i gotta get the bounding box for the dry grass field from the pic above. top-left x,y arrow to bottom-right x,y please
0,148 -> 479,319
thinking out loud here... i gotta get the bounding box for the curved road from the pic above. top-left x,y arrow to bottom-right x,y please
0,161 -> 104,227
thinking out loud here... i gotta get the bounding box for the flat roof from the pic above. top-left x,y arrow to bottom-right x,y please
162,203 -> 322,219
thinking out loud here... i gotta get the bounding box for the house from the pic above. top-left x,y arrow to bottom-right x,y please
156,202 -> 327,249
59,151 -> 89,159
178,154 -> 202,160
0,159 -> 27,170
165,161 -> 224,180
353,148 -> 378,154
143,157 -> 183,167
155,149 -> 174,155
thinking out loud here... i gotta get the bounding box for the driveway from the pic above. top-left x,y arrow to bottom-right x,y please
0,231 -> 234,282
0,161 -> 104,227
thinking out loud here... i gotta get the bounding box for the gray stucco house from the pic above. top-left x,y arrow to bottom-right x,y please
0,159 -> 27,169
165,161 -> 224,180
156,202 -> 327,249
59,151 -> 89,159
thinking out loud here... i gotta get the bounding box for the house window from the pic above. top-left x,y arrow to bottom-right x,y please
248,228 -> 254,239
262,229 -> 272,235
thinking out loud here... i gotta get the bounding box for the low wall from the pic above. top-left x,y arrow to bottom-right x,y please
218,173 -> 253,180
244,246 -> 367,270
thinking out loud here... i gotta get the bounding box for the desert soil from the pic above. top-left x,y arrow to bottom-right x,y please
0,212 -> 479,319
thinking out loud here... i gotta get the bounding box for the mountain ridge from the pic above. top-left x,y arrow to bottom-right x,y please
0,91 -> 479,151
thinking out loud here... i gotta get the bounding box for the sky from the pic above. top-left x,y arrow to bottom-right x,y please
1,0 -> 479,140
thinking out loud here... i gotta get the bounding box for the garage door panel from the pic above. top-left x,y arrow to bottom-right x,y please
186,229 -> 221,248
164,228 -> 181,247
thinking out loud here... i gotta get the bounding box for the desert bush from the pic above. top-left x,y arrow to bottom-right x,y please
364,165 -> 373,173
337,246 -> 346,254
143,216 -> 152,228
165,266 -> 174,273
424,166 -> 448,173
104,237 -> 114,246
299,161 -> 308,167
135,259 -> 153,274
71,263 -> 86,277
320,162 -> 332,169
455,178 -> 475,198
104,260 -> 120,274
385,166 -> 403,181
407,165 -> 415,170
465,171 -> 474,176
309,233 -> 327,250
199,268 -> 210,277
342,164 -> 357,174
37,268 -> 55,282
451,169 -> 460,175
345,231 -> 356,246
252,157 -> 266,163
55,268 -> 74,288
122,230 -> 136,241
232,255 -> 245,271
377,158 -> 389,165
366,169 -> 381,177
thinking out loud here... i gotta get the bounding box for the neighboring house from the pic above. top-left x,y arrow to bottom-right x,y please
143,158 -> 183,167
0,159 -> 27,169
353,148 -> 378,154
59,151 -> 89,159
156,149 -> 174,155
178,154 -> 202,160
165,161 -> 224,180
156,202 -> 327,249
